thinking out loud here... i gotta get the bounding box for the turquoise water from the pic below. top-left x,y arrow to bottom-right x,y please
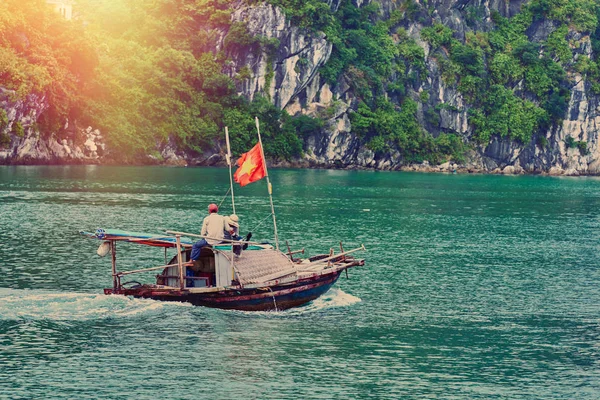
1,166 -> 599,399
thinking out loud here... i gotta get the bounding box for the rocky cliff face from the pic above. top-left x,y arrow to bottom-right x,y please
3,0 -> 600,175
228,0 -> 600,175
229,3 -> 333,111
473,29 -> 600,176
0,88 -> 106,164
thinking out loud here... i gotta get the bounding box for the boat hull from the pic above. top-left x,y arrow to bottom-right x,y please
106,271 -> 343,311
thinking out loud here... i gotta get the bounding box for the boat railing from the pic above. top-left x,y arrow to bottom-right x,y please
297,245 -> 366,272
116,262 -> 181,277
113,261 -> 181,289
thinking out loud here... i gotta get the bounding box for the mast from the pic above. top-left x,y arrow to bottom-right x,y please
255,117 -> 279,250
111,240 -> 117,291
225,126 -> 236,214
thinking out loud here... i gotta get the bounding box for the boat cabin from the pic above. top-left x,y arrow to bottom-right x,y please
158,246 -> 235,288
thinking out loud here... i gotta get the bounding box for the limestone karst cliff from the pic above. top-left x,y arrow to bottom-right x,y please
2,0 -> 600,175
224,0 -> 600,175
0,88 -> 106,164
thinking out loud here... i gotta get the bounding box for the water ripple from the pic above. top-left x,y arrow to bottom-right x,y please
1,167 -> 600,399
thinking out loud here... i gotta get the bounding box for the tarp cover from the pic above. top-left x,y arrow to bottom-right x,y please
231,248 -> 297,285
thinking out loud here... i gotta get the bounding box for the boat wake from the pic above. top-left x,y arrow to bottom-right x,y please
293,288 -> 361,313
0,288 -> 189,321
0,287 -> 360,320
240,288 -> 361,316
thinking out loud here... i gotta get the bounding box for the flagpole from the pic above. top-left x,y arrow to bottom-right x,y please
225,126 -> 236,215
255,117 -> 279,250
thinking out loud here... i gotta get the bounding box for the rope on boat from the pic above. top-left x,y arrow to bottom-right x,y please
217,186 -> 275,241
251,213 -> 273,233
218,187 -> 231,210
268,287 -> 278,312
215,187 -> 279,247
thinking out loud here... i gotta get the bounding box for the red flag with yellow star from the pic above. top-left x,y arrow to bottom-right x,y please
234,143 -> 266,186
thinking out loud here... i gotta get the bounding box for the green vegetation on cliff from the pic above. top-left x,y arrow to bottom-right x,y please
75,0 -> 312,160
272,0 -> 466,163
1,0 -> 309,161
3,0 -> 600,164
0,0 -> 97,135
274,0 -> 599,154
420,0 -> 598,144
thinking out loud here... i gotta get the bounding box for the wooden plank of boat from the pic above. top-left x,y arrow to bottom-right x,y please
186,286 -> 229,293
202,278 -> 337,304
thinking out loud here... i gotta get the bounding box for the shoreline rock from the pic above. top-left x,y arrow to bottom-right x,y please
3,156 -> 593,177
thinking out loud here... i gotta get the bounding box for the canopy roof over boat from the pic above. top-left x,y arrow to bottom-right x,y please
79,228 -> 194,248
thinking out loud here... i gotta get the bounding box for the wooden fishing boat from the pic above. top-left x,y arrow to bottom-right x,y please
81,119 -> 365,311
81,228 -> 365,311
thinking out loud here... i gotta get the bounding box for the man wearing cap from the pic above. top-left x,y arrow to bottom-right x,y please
191,203 -> 232,261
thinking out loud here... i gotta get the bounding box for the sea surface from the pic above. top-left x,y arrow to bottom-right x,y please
0,166 -> 599,399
